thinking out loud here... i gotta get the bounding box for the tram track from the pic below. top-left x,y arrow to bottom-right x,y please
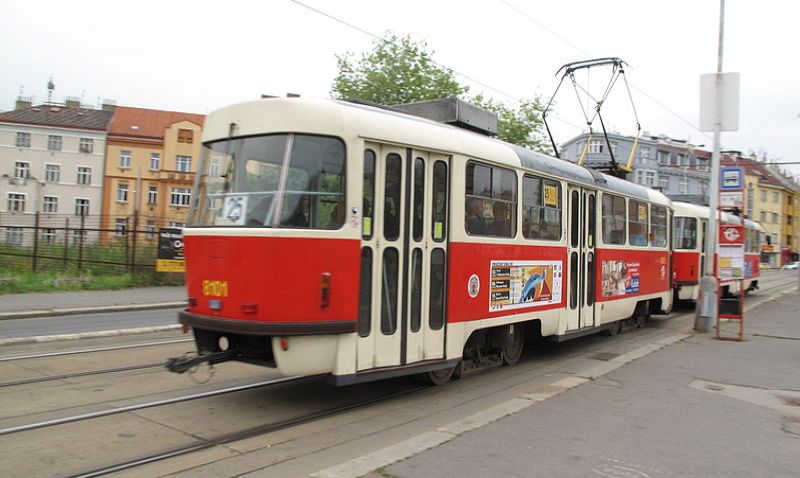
64,382 -> 431,478
0,362 -> 163,388
0,338 -> 193,362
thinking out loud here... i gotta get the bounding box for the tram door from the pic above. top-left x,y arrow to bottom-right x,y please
357,143 -> 449,371
566,186 -> 597,331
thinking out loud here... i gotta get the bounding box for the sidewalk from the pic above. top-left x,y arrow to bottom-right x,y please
0,286 -> 186,319
348,289 -> 800,478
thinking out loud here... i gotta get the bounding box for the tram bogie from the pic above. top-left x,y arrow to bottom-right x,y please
169,98 -> 676,386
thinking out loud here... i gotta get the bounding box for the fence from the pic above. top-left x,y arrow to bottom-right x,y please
0,211 -> 182,276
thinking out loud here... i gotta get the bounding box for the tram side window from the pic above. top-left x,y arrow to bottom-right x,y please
432,161 -> 448,242
362,150 -> 375,239
384,154 -> 402,241
628,200 -> 649,246
651,206 -> 668,247
675,217 -> 697,249
465,161 -> 517,238
602,194 -> 626,245
522,175 -> 562,241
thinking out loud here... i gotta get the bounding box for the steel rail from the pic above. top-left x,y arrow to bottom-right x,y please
0,338 -> 193,362
0,362 -> 163,388
0,375 -> 310,437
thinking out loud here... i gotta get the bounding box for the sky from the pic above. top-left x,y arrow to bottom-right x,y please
2,0 -> 798,176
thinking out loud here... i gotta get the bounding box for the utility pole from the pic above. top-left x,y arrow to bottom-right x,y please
695,0 -> 726,332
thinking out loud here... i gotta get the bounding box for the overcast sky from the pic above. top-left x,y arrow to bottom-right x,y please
2,0 -> 798,175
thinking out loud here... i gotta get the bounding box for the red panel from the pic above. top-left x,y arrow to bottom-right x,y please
447,242 -> 567,323
744,253 -> 760,279
595,249 -> 670,302
673,251 -> 701,283
184,236 -> 360,323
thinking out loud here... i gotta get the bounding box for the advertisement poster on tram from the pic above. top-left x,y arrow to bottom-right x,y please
601,260 -> 641,297
489,260 -> 562,311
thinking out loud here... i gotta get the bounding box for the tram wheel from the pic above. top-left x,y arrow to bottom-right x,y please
426,365 -> 456,386
605,321 -> 622,336
501,329 -> 524,366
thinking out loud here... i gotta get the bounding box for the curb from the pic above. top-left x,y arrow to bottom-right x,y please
0,301 -> 186,321
0,324 -> 183,346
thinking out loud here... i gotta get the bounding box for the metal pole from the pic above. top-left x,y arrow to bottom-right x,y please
32,211 -> 40,272
696,0 -> 726,332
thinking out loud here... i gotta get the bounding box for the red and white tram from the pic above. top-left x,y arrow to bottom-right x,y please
672,201 -> 763,301
169,98 -> 673,385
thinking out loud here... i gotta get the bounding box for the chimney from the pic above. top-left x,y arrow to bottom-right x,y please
101,99 -> 117,112
15,96 -> 32,110
65,96 -> 81,108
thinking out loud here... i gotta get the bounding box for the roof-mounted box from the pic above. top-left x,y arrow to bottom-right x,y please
393,98 -> 498,136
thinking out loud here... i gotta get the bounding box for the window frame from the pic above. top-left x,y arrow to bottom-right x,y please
601,193 -> 627,245
176,155 -> 192,173
170,187 -> 191,207
47,135 -> 62,151
522,174 -> 562,241
7,193 -> 26,212
45,163 -> 61,183
464,160 -> 517,238
628,199 -> 649,247
43,195 -> 59,214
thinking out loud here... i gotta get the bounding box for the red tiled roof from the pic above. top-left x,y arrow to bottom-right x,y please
108,106 -> 205,140
0,105 -> 113,131
721,155 -> 785,188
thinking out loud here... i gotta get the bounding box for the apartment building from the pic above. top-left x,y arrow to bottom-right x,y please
0,98 -> 113,245
101,106 -> 204,241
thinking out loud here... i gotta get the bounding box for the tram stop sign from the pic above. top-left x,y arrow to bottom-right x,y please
719,224 -> 744,245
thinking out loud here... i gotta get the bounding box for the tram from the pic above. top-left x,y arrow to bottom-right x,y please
673,201 -> 763,301
167,98 -> 673,385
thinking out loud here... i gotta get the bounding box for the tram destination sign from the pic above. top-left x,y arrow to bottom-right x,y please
720,167 -> 745,191
156,228 -> 186,273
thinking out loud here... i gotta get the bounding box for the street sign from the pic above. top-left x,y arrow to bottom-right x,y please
699,72 -> 740,132
719,224 -> 744,245
720,191 -> 744,208
720,167 -> 744,191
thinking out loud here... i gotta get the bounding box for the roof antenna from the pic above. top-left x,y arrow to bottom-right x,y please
47,76 -> 55,104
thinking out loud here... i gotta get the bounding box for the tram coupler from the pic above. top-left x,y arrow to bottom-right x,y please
165,349 -> 239,374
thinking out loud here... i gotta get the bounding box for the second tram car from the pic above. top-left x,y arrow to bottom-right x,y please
169,98 -> 674,385
672,201 -> 763,301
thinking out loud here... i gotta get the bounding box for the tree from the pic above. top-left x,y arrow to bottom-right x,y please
472,95 -> 553,155
331,32 -> 552,155
331,32 -> 467,105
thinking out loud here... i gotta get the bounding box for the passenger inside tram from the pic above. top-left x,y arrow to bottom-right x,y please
466,198 -> 487,235
488,202 -> 511,237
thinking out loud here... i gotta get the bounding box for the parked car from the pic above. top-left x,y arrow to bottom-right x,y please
782,261 -> 800,270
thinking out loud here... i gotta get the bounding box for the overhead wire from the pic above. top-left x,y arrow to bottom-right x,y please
288,0 -> 584,131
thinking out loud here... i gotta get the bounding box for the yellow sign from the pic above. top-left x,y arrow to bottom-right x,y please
156,259 -> 185,273
638,204 -> 647,221
544,185 -> 558,207
202,280 -> 229,297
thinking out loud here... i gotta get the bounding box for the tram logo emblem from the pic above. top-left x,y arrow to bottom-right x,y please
723,227 -> 740,242
468,274 -> 480,298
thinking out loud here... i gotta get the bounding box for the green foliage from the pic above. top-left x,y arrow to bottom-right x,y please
471,95 -> 554,155
330,32 -> 552,155
331,32 -> 468,105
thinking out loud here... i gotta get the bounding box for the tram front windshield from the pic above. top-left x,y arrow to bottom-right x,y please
191,134 -> 346,229
674,217 -> 697,249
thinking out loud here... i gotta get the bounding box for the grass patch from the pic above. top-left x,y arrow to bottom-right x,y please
0,270 -> 183,294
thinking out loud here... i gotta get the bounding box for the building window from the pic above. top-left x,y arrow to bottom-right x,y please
588,140 -> 604,154
773,192 -> 779,203
77,166 -> 92,185
658,151 -> 669,164
760,190 -> 767,201
72,230 -> 87,245
48,135 -> 62,151
209,159 -> 219,176
169,221 -> 186,229
79,138 -> 94,154
639,146 -> 651,161
176,155 -> 192,172
45,164 -> 61,183
147,186 -> 158,205
16,132 -> 31,148
7,193 -> 26,212
41,228 -> 56,244
635,171 -> 642,184
701,181 -> 708,196
772,212 -> 779,224
6,227 -> 24,245
145,221 -> 156,239
75,198 -> 90,216
658,176 -> 669,190
150,153 -> 160,170
645,171 -> 655,187
43,196 -> 58,213
115,218 -> 127,236
14,161 -> 30,179
177,129 -> 194,143
170,188 -> 191,207
117,183 -> 129,202
119,150 -> 131,169
679,177 -> 689,194
760,211 -> 766,222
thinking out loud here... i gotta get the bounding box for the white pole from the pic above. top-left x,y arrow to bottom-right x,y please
695,0 -> 725,332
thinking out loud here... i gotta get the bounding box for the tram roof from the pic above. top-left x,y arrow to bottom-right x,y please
673,201 -> 765,232
203,98 -> 669,205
